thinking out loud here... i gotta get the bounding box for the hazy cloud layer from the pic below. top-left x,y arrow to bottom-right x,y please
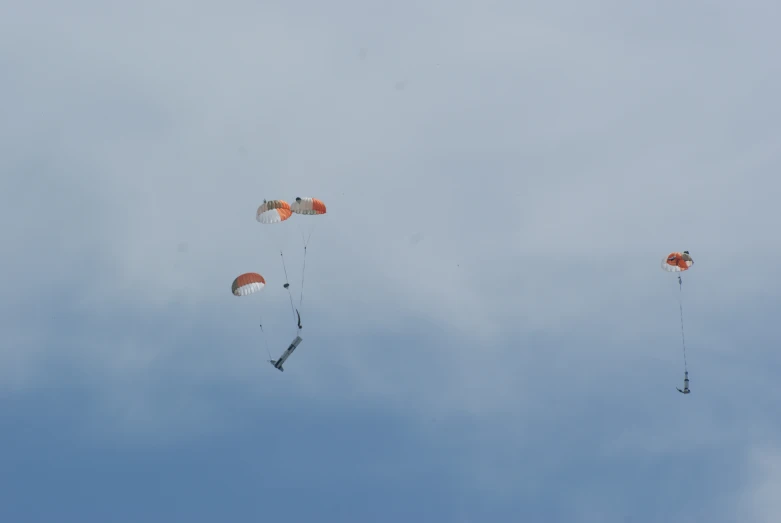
2,1 -> 780,521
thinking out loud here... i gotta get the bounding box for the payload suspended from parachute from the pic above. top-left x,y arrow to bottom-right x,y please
661,250 -> 694,395
269,335 -> 303,372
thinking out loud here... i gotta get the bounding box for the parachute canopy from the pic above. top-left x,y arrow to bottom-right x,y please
256,200 -> 292,224
232,272 -> 266,296
291,197 -> 326,215
662,251 -> 693,272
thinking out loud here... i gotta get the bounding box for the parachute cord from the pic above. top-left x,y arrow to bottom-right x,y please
305,225 -> 316,247
280,251 -> 298,332
678,276 -> 688,373
299,245 -> 307,311
297,224 -> 316,320
259,321 -> 272,360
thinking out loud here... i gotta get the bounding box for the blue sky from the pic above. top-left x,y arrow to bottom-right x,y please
2,1 -> 781,521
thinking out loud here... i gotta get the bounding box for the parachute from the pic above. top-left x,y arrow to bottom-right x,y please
231,272 -> 266,296
256,199 -> 292,224
232,272 -> 274,361
291,197 -> 327,216
662,250 -> 693,395
289,197 -> 327,326
255,198 -> 298,334
662,251 -> 693,273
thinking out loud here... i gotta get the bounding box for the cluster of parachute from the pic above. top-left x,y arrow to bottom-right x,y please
255,197 -> 327,224
231,197 -> 327,372
662,250 -> 694,394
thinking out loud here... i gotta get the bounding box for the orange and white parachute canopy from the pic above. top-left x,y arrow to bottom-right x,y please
662,251 -> 693,273
290,197 -> 326,216
232,272 -> 266,296
256,200 -> 292,224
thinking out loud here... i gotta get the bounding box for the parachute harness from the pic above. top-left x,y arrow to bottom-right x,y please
678,275 -> 688,373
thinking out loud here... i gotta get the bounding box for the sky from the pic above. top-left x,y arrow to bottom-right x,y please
1,0 -> 780,521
